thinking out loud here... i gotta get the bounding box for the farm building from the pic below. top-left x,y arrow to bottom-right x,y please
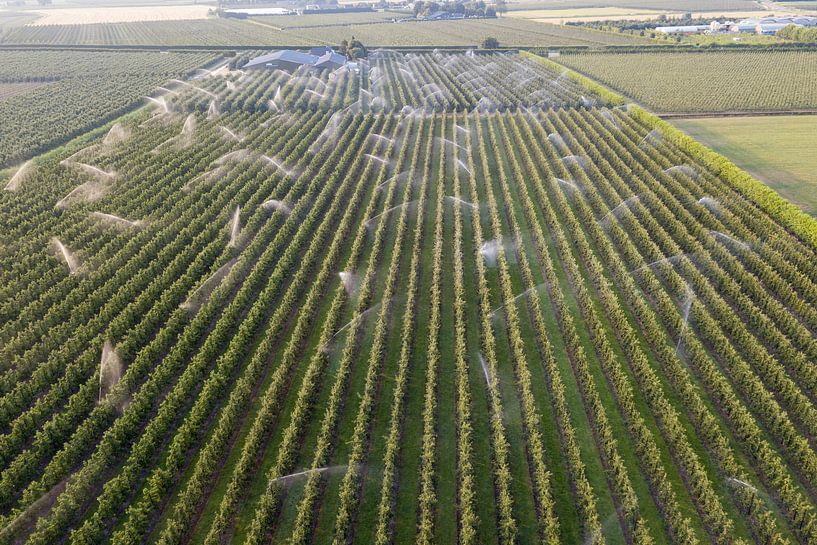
315,51 -> 347,71
732,16 -> 817,34
655,25 -> 709,35
756,23 -> 796,35
243,49 -> 348,72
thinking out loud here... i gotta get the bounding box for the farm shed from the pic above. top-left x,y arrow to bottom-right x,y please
655,25 -> 709,35
314,52 -> 347,71
243,50 -> 319,72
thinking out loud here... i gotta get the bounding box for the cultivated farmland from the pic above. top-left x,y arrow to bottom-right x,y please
2,50 -> 817,545
557,50 -> 817,113
0,50 -> 215,167
0,17 -> 649,46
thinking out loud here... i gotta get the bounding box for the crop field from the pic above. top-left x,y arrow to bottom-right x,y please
505,0 -> 761,12
1,50 -> 817,545
0,19 -> 307,46
673,114 -> 817,215
557,50 -> 817,113
0,50 -> 214,167
252,11 -> 408,29
26,5 -> 210,26
0,82 -> 51,102
0,16 -> 648,46
505,7 -> 669,23
294,18 -> 651,46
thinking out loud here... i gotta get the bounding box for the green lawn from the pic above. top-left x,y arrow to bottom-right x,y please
673,115 -> 817,215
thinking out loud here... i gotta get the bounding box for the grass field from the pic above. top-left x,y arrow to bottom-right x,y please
558,50 -> 817,112
1,50 -> 817,545
673,115 -> 817,215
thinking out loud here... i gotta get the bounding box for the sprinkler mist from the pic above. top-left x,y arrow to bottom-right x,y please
364,202 -> 416,230
55,181 -> 110,210
599,194 -> 641,227
630,254 -> 687,275
67,162 -> 116,182
51,238 -> 80,273
726,477 -> 758,494
455,159 -> 471,175
91,212 -> 143,230
180,114 -> 197,143
319,302 -> 386,354
102,123 -> 129,146
375,171 -> 413,192
554,178 -> 583,194
144,96 -> 170,114
561,155 -> 588,170
3,161 -> 34,191
304,89 -> 325,100
228,206 -> 241,247
480,238 -> 515,267
0,477 -> 72,543
220,126 -> 244,142
183,165 -> 228,192
638,129 -> 662,149
181,258 -> 238,312
547,132 -> 566,149
369,133 -> 395,146
709,230 -> 750,250
489,283 -> 548,320
207,100 -> 219,119
339,271 -> 359,296
98,340 -> 122,403
455,124 -> 470,136
478,352 -> 493,387
262,199 -> 292,215
697,196 -> 721,213
444,196 -> 477,209
663,164 -> 699,179
675,287 -> 694,358
269,465 -> 349,485
436,137 -> 467,152
214,149 -> 251,166
261,155 -> 296,178
170,79 -> 217,98
364,154 -> 390,167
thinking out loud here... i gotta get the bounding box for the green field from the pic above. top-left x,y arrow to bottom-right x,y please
0,49 -> 214,167
674,115 -> 817,215
779,1 -> 817,11
2,49 -> 817,545
558,50 -> 817,112
506,0 -> 761,11
0,16 -> 649,46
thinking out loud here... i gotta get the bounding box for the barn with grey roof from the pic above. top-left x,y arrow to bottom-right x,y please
243,49 -> 347,72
